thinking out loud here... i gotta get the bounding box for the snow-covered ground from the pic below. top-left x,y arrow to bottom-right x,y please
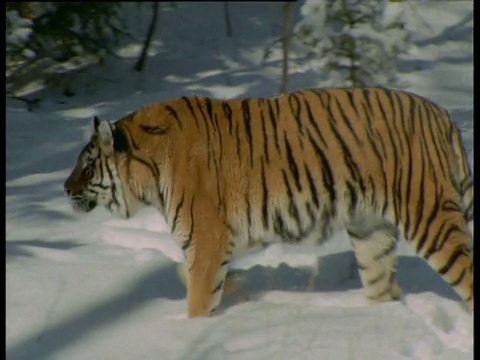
6,2 -> 473,360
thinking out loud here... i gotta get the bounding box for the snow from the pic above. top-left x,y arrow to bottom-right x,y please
6,2 -> 473,360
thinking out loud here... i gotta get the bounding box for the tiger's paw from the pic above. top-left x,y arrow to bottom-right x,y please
176,263 -> 245,295
366,278 -> 403,303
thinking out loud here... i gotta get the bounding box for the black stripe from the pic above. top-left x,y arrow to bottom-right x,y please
235,121 -> 242,163
393,92 -> 408,137
182,198 -> 195,251
165,105 -> 183,130
284,133 -> 302,191
427,104 -> 449,142
245,192 -> 252,229
369,101 -> 388,160
222,101 -> 234,135
437,245 -> 467,275
403,144 -> 413,237
449,268 -> 466,286
360,91 -> 386,163
140,124 -> 169,135
356,260 -> 368,271
367,175 -> 376,207
305,201 -> 316,226
89,182 -> 109,191
415,188 -> 441,254
362,89 -> 376,117
212,280 -> 224,294
403,93 -> 416,135
242,100 -> 254,167
409,159 -> 426,240
171,192 -> 185,234
273,209 -> 286,238
433,116 -> 453,180
375,91 -> 399,169
367,272 -> 386,287
345,89 -> 358,116
273,209 -> 297,241
303,95 -> 328,147
150,160 -> 165,210
220,259 -> 229,266
130,154 -> 164,209
368,273 -> 398,300
261,160 -> 269,230
423,104 -> 449,178
435,224 -> 466,254
181,96 -> 200,129
260,106 -> 270,164
441,200 -> 462,213
282,170 -> 301,231
324,93 -> 366,195
346,181 -> 358,215
393,154 -> 403,226
214,113 -> 224,166
104,162 -> 120,207
274,97 -> 280,117
306,131 -> 336,205
422,222 -> 448,260
333,95 -> 361,145
375,89 -> 398,219
304,164 -> 319,209
266,99 -> 281,151
383,89 -> 405,155
311,89 -> 328,113
288,93 -> 304,136
195,97 -> 213,169
460,177 -> 473,193
418,105 -> 438,180
204,98 -> 214,122
373,239 -> 397,261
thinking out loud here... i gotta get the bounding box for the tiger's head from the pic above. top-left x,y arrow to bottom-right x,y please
64,116 -> 132,218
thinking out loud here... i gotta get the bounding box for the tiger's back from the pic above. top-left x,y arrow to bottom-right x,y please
65,87 -> 473,317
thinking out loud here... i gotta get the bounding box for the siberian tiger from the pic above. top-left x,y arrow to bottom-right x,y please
64,87 -> 473,317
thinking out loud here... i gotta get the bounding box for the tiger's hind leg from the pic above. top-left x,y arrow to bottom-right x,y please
407,199 -> 473,311
347,222 -> 402,303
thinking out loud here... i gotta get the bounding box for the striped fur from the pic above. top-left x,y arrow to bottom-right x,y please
64,88 -> 474,317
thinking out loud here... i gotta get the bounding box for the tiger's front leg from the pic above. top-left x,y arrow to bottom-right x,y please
177,263 -> 243,296
173,197 -> 234,318
185,241 -> 231,318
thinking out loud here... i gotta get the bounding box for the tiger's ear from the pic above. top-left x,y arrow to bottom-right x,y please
93,116 -> 114,155
93,116 -> 129,154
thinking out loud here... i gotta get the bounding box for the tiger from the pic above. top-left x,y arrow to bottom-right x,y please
64,87 -> 474,317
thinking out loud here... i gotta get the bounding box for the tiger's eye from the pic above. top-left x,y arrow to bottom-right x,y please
82,165 -> 93,177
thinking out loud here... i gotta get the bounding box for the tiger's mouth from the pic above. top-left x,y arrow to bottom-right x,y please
69,196 -> 97,213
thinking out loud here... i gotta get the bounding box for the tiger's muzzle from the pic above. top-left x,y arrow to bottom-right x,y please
64,178 -> 98,213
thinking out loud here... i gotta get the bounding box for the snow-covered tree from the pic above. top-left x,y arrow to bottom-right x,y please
296,0 -> 411,87
6,2 -> 129,93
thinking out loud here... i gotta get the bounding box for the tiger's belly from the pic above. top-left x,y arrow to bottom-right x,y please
231,212 -> 346,256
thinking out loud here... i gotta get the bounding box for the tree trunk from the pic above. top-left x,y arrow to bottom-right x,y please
224,2 -> 233,37
134,2 -> 160,72
280,2 -> 292,93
